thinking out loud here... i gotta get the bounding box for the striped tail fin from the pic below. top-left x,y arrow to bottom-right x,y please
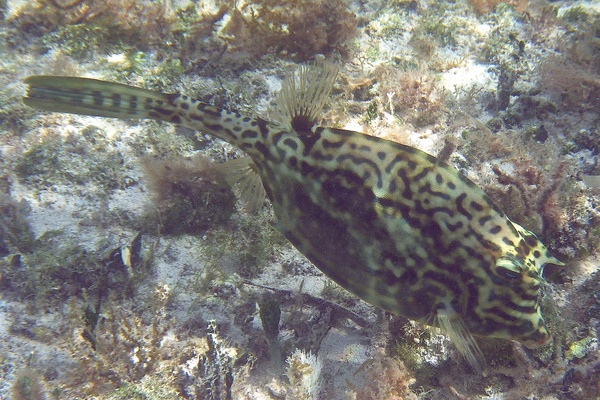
23,76 -> 173,120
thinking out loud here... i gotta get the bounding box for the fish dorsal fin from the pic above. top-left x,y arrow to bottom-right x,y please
218,157 -> 266,212
435,309 -> 486,373
273,59 -> 339,133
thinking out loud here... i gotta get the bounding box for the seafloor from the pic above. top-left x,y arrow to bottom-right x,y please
0,0 -> 599,399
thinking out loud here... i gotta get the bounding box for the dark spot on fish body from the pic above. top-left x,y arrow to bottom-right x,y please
418,182 -> 452,201
144,97 -> 152,110
533,250 -> 541,258
388,180 -> 397,193
502,236 -> 515,247
414,200 -> 454,219
396,169 -> 413,200
170,115 -> 181,124
488,305 -> 521,324
129,95 -> 137,110
470,201 -> 485,212
299,133 -> 321,155
489,225 -> 502,235
284,138 -> 298,150
241,130 -> 258,139
152,107 -> 172,116
444,221 -> 464,232
198,103 -> 222,118
455,193 -> 473,220
478,215 -> 493,227
384,154 -> 405,173
435,173 -> 443,184
111,93 -> 121,108
276,147 -> 287,161
180,102 -> 189,110
447,181 -> 456,190
92,90 -> 103,106
335,154 -> 383,188
254,141 -> 271,160
271,131 -> 285,146
322,138 -> 345,149
413,167 -> 430,182
257,118 -> 270,138
522,233 -> 539,248
377,151 -> 386,161
300,161 -> 318,177
400,267 -> 418,285
313,150 -> 335,162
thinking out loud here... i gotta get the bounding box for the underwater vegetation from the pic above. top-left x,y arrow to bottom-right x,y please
140,155 -> 236,235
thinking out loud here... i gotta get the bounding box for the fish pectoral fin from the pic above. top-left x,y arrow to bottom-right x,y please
218,157 -> 266,213
435,309 -> 486,373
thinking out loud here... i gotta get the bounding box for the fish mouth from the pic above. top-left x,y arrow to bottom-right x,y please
520,329 -> 551,349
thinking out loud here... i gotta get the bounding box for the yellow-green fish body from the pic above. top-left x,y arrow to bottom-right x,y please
23,71 -> 562,368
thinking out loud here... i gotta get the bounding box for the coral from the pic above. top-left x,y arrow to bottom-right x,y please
10,368 -> 48,400
220,0 -> 358,61
285,349 -> 322,400
351,352 -> 417,400
140,155 -> 236,235
177,320 -> 238,400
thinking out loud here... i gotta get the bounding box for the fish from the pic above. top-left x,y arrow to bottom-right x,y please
23,61 -> 563,370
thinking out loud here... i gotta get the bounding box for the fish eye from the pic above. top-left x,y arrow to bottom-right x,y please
496,266 -> 521,280
495,256 -> 523,280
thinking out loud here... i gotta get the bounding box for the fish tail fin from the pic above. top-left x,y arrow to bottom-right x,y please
23,76 -> 174,120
